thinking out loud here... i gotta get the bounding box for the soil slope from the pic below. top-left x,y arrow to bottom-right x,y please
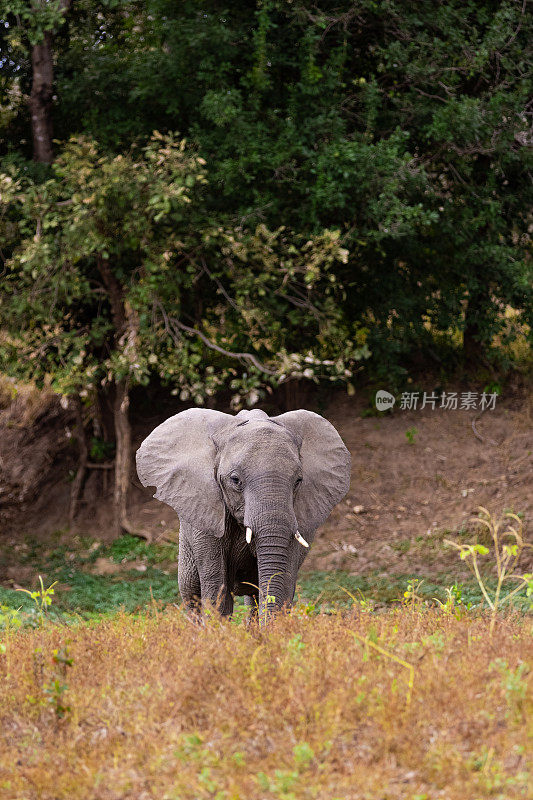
1,386 -> 531,581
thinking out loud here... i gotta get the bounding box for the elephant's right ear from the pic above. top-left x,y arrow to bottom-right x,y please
136,408 -> 233,537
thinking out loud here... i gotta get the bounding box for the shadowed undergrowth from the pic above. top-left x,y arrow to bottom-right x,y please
0,608 -> 531,799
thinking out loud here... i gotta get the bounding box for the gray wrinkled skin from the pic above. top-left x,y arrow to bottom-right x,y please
136,408 -> 351,622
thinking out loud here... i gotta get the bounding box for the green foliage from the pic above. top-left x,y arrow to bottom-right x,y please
0,603 -> 22,631
0,133 -> 208,394
44,645 -> 74,719
0,134 -> 367,406
0,0 -> 530,392
88,436 -> 114,462
16,575 -> 58,625
0,550 -> 531,623
433,584 -> 471,618
2,0 -> 70,47
446,507 -> 533,634
106,533 -> 177,564
405,427 -> 417,444
402,578 -> 425,606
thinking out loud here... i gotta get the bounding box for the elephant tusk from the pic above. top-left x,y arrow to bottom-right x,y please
295,530 -> 309,548
245,527 -> 253,544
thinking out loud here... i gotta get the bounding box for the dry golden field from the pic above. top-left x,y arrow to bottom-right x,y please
1,606 -> 531,800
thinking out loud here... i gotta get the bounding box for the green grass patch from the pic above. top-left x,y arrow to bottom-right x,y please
105,533 -> 178,564
1,566 -> 530,623
2,533 -> 531,622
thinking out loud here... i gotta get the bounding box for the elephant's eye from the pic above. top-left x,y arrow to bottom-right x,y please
229,473 -> 242,488
295,476 -> 303,488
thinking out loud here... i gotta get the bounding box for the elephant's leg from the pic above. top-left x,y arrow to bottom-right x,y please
200,579 -> 234,616
178,534 -> 201,614
189,528 -> 233,617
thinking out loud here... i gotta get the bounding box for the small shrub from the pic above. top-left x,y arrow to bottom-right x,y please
445,507 -> 532,634
16,575 -> 58,626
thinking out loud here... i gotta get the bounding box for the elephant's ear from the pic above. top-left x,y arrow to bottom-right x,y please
136,408 -> 234,537
273,410 -> 351,539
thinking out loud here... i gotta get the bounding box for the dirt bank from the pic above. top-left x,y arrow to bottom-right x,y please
1,383 -> 531,580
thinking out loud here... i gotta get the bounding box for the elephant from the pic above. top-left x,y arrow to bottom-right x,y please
136,407 -> 351,622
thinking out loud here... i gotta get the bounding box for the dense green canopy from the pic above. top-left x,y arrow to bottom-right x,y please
1,0 -> 531,400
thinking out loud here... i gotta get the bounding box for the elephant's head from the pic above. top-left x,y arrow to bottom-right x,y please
136,408 -> 350,618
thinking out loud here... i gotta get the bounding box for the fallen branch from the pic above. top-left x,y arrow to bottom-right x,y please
472,410 -> 498,446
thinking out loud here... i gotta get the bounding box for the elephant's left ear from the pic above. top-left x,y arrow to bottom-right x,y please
136,408 -> 233,537
273,410 -> 351,539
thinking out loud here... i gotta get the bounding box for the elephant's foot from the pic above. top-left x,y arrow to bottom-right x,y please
181,593 -> 202,625
200,583 -> 234,617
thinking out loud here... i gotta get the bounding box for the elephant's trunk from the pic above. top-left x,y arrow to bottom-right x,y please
256,531 -> 292,623
244,477 -> 297,625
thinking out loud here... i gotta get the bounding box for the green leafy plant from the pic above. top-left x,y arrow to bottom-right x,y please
445,507 -> 533,634
434,584 -> 471,618
27,643 -> 74,721
14,576 -> 73,719
0,603 -> 22,635
405,427 -> 418,444
402,578 -> 425,606
44,645 -> 74,720
89,437 -> 115,462
16,576 -> 58,625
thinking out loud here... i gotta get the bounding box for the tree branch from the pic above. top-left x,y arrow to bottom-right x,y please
156,301 -> 277,375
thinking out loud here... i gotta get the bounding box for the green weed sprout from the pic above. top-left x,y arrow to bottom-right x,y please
44,646 -> 74,719
434,584 -> 470,617
17,576 -> 58,625
405,427 -> 418,444
445,507 -> 532,634
402,578 -> 425,606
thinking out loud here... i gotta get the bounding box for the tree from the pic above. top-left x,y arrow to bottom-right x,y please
1,0 -> 531,401
2,0 -> 72,162
0,132 -> 364,532
39,0 -> 530,370
0,133 -> 208,534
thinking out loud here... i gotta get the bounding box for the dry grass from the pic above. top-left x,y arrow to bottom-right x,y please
1,607 -> 531,800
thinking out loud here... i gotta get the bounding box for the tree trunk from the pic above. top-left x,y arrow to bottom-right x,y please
463,288 -> 486,364
28,1 -> 72,164
69,396 -> 88,525
97,255 -> 137,536
113,379 -> 132,537
29,33 -> 54,163
94,385 -> 115,497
